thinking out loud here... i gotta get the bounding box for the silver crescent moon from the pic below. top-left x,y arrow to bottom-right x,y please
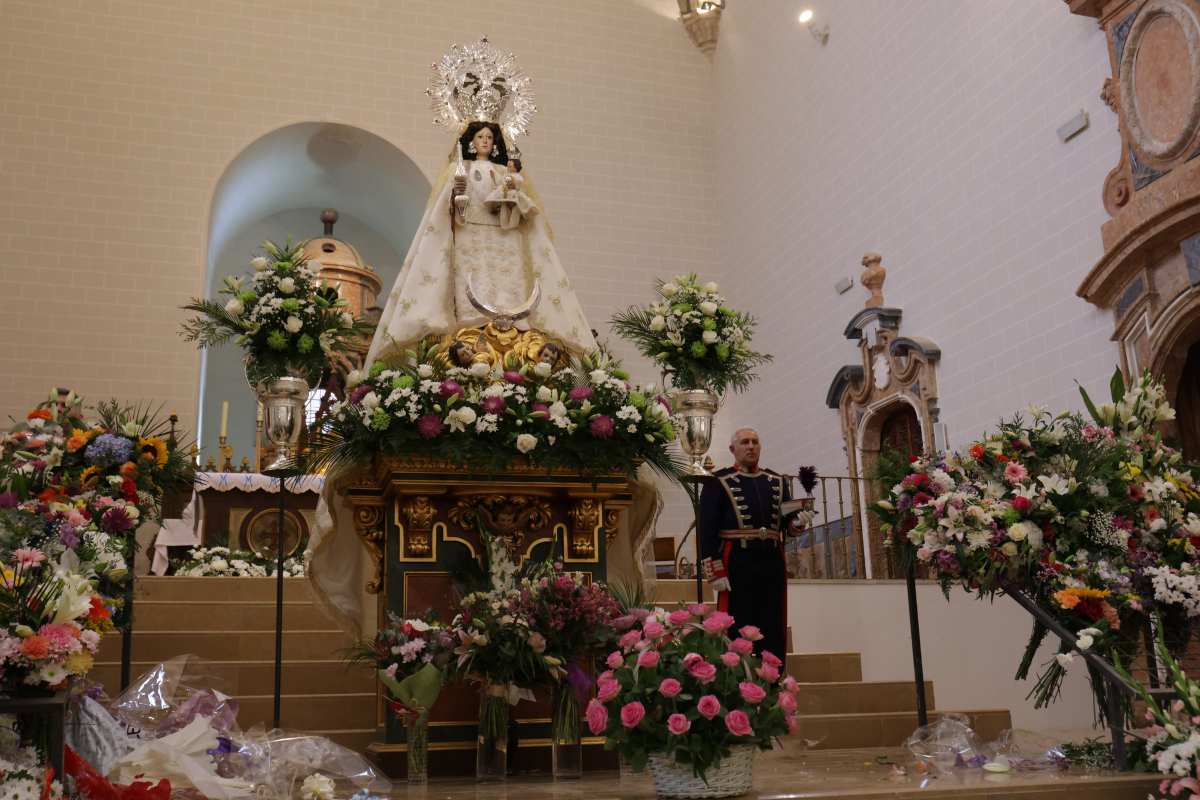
465,273 -> 541,326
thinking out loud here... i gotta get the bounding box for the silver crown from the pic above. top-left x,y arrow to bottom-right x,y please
427,37 -> 536,144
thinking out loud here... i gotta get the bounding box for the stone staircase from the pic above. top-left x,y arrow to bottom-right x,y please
91,577 -> 375,751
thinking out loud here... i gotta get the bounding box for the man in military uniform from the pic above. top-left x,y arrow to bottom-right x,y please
698,428 -> 813,659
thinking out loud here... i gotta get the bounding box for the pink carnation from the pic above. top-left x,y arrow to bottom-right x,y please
702,611 -> 736,633
620,701 -> 646,729
607,651 -> 624,669
730,638 -> 754,656
659,678 -> 682,698
597,678 -> 621,702
738,625 -> 763,641
738,681 -> 767,704
667,713 -> 691,736
589,415 -> 615,439
720,651 -> 740,668
637,650 -> 660,669
697,695 -> 721,719
568,386 -> 594,401
724,710 -> 754,737
586,699 -> 608,735
668,610 -> 691,625
642,620 -> 665,639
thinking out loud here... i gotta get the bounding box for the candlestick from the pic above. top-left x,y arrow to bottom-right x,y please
220,401 -> 229,439
218,435 -> 234,473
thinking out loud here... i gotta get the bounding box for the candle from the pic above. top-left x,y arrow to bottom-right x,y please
220,401 -> 229,439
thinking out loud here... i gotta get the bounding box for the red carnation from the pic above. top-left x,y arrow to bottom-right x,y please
1011,496 -> 1031,513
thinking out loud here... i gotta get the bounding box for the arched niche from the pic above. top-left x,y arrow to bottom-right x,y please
198,122 -> 431,463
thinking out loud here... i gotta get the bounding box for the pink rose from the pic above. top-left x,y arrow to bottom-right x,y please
697,695 -> 721,719
757,664 -> 780,682
682,652 -> 703,669
667,713 -> 691,736
779,692 -> 797,713
702,611 -> 736,633
668,610 -> 691,625
782,676 -> 799,693
598,670 -> 614,684
720,651 -> 740,668
730,638 -> 754,656
597,678 -> 621,702
619,630 -> 642,651
642,620 -> 665,639
738,681 -> 767,704
761,650 -> 782,668
659,678 -> 682,698
688,660 -> 717,684
586,699 -> 608,735
687,603 -> 710,617
785,712 -> 798,734
607,651 -> 624,669
637,650 -> 660,669
738,625 -> 763,641
724,709 -> 754,737
620,701 -> 646,729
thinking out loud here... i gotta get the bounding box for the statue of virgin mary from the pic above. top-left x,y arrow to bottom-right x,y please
366,38 -> 596,365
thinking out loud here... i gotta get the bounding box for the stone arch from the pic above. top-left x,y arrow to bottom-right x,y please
197,122 -> 432,460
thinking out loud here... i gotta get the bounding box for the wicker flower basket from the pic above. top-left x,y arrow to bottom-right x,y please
646,746 -> 756,799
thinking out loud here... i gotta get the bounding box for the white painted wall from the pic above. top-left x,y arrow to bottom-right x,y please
789,580 -> 1099,731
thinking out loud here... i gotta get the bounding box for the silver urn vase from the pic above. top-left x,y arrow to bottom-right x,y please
256,375 -> 309,474
670,388 -> 719,477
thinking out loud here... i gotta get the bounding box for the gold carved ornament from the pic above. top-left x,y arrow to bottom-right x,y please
429,323 -> 569,372
447,494 -> 553,563
567,498 -> 601,559
352,504 -> 386,594
401,495 -> 437,558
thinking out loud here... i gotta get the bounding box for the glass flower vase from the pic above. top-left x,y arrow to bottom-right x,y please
551,685 -> 582,779
477,685 -> 509,781
405,707 -> 430,784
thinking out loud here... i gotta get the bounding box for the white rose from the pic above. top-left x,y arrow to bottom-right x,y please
346,369 -> 365,389
1075,634 -> 1094,651
224,298 -> 244,316
285,315 -> 303,333
418,364 -> 434,378
251,256 -> 270,271
278,277 -> 296,294
339,312 -> 354,328
533,362 -> 551,378
516,433 -> 538,453
548,401 -> 567,418
660,282 -> 679,297
702,330 -> 718,344
590,369 -> 608,384
456,406 -> 477,425
1007,521 -> 1037,542
699,301 -> 718,316
649,315 -> 666,332
1055,653 -> 1074,668
703,281 -> 719,292
536,385 -> 554,402
361,392 -> 380,410
470,362 -> 490,378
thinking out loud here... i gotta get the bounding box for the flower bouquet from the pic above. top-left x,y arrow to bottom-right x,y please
310,345 -> 679,478
610,274 -> 771,395
173,545 -> 305,577
450,588 -> 566,779
181,239 -> 372,386
349,612 -> 454,782
588,603 -> 796,797
0,744 -> 66,800
875,371 -> 1200,716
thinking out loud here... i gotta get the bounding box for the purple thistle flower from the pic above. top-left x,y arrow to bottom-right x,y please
348,384 -> 371,405
589,415 -> 615,439
440,380 -> 463,399
483,395 -> 506,414
100,506 -> 135,533
569,386 -> 593,402
417,414 -> 444,439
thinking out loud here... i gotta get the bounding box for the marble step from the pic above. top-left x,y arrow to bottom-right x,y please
131,599 -> 338,631
233,692 -> 376,731
90,659 -> 375,697
794,709 -> 1012,750
97,629 -> 354,662
132,576 -> 316,602
793,680 -> 935,715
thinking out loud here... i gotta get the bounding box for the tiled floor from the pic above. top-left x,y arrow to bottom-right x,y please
369,743 -> 1162,799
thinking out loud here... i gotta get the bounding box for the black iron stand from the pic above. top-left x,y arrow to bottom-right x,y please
120,535 -> 135,690
266,471 -> 289,729
904,562 -> 929,727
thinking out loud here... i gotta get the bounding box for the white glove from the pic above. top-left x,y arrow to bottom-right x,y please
710,577 -> 731,593
789,510 -> 816,531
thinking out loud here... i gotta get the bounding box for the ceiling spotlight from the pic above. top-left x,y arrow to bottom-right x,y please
798,8 -> 830,45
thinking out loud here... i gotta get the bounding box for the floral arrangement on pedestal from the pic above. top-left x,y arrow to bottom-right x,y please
609,274 -> 771,395
313,346 -> 679,478
181,239 -> 372,386
587,602 -> 796,794
173,545 -> 305,577
875,371 -> 1200,715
